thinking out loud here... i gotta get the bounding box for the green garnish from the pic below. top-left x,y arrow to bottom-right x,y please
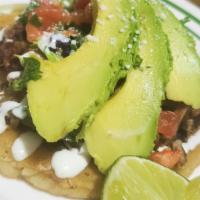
11,57 -> 42,92
29,14 -> 42,27
18,0 -> 40,25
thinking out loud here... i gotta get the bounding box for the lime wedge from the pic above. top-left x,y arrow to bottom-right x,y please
102,156 -> 188,200
186,178 -> 200,200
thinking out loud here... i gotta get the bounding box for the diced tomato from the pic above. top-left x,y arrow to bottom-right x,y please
150,149 -> 181,169
26,23 -> 42,43
34,3 -> 65,29
74,0 -> 90,9
26,0 -> 92,42
26,2 -> 66,42
158,107 -> 188,139
158,111 -> 179,139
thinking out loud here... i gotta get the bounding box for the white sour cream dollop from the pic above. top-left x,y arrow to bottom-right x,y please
51,145 -> 90,179
12,132 -> 43,161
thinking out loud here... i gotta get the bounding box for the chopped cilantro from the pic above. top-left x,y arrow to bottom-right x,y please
18,0 -> 40,25
29,14 -> 42,27
11,57 -> 42,92
134,55 -> 142,68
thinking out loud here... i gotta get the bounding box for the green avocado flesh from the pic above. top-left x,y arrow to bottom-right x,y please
150,0 -> 200,109
85,0 -> 171,172
27,0 -> 137,142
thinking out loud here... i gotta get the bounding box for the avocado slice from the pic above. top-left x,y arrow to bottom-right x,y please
27,0 -> 138,142
85,0 -> 172,172
150,0 -> 200,109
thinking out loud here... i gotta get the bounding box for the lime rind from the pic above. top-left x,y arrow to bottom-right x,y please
102,156 -> 188,200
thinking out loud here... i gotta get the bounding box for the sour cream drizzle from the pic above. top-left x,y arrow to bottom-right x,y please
182,130 -> 200,154
12,103 -> 27,120
7,71 -> 21,81
0,101 -> 20,134
12,132 -> 43,161
51,145 -> 91,179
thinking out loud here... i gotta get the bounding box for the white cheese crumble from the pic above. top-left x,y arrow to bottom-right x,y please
131,16 -> 136,22
71,40 -> 77,45
5,38 -> 13,43
157,146 -> 170,152
99,5 -> 108,11
125,64 -> 131,69
107,14 -> 114,20
128,44 -> 133,49
119,28 -> 125,33
7,71 -> 21,81
96,19 -> 104,25
38,32 -> 70,52
86,34 -> 99,42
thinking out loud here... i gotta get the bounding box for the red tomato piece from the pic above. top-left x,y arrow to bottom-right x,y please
150,149 -> 181,169
26,1 -> 92,42
158,111 -> 179,139
26,23 -> 42,43
158,107 -> 188,139
26,3 -> 68,42
34,4 -> 65,29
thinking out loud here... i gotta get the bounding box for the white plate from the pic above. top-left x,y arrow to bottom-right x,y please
0,0 -> 200,200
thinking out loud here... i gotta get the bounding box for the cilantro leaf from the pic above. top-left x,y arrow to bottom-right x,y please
30,14 -> 42,27
18,0 -> 40,25
11,57 -> 42,91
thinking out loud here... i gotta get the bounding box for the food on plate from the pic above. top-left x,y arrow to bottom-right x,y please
27,0 -> 138,142
0,0 -> 200,199
85,0 -> 171,172
0,128 -> 103,199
